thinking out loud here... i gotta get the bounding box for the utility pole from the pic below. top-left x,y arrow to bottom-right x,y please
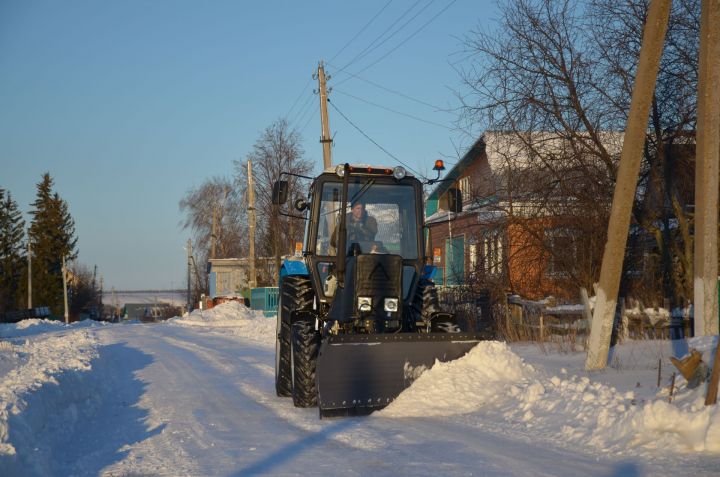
694,0 -> 720,338
211,205 -> 217,260
27,241 -> 32,309
317,61 -> 332,169
62,255 -> 69,324
187,238 -> 192,312
585,0 -> 671,370
247,160 -> 257,289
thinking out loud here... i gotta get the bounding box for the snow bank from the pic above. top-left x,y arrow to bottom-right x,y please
166,301 -> 276,346
0,321 -> 101,460
382,338 -> 720,455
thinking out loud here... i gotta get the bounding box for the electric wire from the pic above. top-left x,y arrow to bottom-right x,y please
333,89 -> 452,130
327,98 -> 425,179
338,0 -> 436,74
336,0 -> 424,74
290,91 -> 316,131
328,0 -> 395,64
285,75 -> 313,119
326,62 -> 444,110
334,0 -> 458,87
300,107 -> 319,136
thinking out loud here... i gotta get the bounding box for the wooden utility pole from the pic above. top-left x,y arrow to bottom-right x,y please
62,256 -> 69,324
211,204 -> 217,260
27,241 -> 32,309
694,0 -> 720,338
317,61 -> 332,169
585,0 -> 671,371
247,160 -> 257,289
187,238 -> 192,311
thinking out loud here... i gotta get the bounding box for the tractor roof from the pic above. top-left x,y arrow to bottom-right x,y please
321,163 -> 415,177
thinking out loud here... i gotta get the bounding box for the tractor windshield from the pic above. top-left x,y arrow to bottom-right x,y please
315,180 -> 419,259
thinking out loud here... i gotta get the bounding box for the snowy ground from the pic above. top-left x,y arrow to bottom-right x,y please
0,302 -> 718,476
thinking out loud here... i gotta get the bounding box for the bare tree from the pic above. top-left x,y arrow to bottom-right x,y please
459,0 -> 698,305
179,176 -> 246,295
234,119 -> 313,281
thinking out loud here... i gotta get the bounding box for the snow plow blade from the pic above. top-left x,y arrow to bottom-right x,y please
316,332 -> 482,416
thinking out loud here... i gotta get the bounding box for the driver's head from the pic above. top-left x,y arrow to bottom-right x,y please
351,202 -> 365,220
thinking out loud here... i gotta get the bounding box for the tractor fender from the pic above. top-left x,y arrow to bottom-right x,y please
279,259 -> 309,282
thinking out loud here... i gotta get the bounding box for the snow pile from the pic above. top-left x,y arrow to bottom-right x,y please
382,339 -> 720,455
0,322 -> 101,458
167,301 -> 276,346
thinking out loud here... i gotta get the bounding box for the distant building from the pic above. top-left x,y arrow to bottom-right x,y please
208,257 -> 278,298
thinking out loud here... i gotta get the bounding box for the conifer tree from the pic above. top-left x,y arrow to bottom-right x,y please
0,188 -> 26,312
28,173 -> 77,315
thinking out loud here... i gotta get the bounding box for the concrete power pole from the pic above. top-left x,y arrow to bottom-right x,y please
27,241 -> 32,309
694,0 -> 720,338
62,256 -> 69,324
317,61 -> 332,170
247,160 -> 257,289
585,0 -> 671,371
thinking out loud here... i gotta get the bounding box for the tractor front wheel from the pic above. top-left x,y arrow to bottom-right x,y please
275,275 -> 313,397
291,320 -> 320,408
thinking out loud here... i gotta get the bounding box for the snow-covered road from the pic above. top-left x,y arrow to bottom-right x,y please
1,303 -> 718,476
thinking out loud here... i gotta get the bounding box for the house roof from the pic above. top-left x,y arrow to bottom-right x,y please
427,136 -> 486,202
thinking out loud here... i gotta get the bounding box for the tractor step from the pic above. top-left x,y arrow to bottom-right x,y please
316,332 -> 482,417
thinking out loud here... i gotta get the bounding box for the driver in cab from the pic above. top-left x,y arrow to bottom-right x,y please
331,201 -> 378,249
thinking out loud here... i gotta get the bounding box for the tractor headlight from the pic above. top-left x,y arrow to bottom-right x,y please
358,296 -> 372,312
392,166 -> 406,180
335,164 -> 346,177
383,298 -> 399,312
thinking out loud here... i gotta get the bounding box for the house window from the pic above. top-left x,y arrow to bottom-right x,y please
458,176 -> 471,203
483,231 -> 503,276
545,228 -> 577,277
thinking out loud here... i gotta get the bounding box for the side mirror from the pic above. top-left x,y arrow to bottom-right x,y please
272,180 -> 289,205
447,187 -> 463,213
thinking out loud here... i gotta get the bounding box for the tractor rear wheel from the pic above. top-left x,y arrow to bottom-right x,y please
275,275 -> 313,397
291,320 -> 320,408
409,278 -> 441,331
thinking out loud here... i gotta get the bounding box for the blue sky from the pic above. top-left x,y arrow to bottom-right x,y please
0,0 -> 496,290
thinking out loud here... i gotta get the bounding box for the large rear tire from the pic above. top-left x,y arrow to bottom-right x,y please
275,275 -> 313,397
291,320 -> 320,408
409,278 -> 441,330
411,278 -> 460,333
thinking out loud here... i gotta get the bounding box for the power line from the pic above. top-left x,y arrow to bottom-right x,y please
334,89 -> 452,130
329,0 -> 395,64
294,96 -> 317,132
328,98 -> 425,179
336,0 -> 458,86
336,0 -> 424,74
285,75 -> 313,119
300,107 -> 319,136
340,0 -> 437,73
289,90 -> 316,130
326,63 -> 444,110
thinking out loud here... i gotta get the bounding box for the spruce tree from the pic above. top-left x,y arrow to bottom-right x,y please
28,173 -> 77,315
0,188 -> 26,312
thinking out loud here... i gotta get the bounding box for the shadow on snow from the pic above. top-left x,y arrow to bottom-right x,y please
0,342 -> 162,476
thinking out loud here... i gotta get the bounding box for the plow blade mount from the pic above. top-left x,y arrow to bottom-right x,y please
316,332 -> 482,416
